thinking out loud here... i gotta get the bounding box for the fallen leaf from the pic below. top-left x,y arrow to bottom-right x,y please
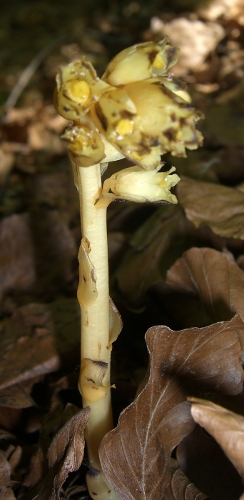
170,151 -> 219,183
28,116 -> 65,154
165,247 -> 244,330
0,299 -> 80,390
204,99 -> 244,147
177,424 -> 243,500
198,0 -> 244,21
99,315 -> 244,500
168,468 -> 208,499
0,450 -> 16,500
190,398 -> 244,481
0,211 -> 77,303
0,214 -> 36,301
31,172 -> 78,220
161,18 -> 224,75
0,379 -> 38,409
0,149 -> 14,185
8,445 -> 23,481
21,406 -> 90,500
24,404 -> 71,488
116,205 -> 200,307
212,148 -> 244,186
177,176 -> 244,239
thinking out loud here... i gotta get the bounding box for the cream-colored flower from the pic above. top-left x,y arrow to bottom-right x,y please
61,121 -> 125,168
100,165 -> 180,204
91,79 -> 203,169
62,124 -> 105,167
102,37 -> 180,86
55,38 -> 203,170
55,58 -> 111,121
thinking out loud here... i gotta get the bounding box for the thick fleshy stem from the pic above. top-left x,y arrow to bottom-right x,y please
72,159 -> 121,500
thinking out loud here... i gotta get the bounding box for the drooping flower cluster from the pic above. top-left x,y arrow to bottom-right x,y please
55,38 -> 203,203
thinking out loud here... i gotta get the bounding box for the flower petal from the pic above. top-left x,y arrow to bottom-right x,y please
93,81 -> 203,169
101,165 -> 180,204
102,37 -> 180,86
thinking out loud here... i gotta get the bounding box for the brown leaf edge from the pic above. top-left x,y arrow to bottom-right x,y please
189,397 -> 244,482
20,406 -> 90,500
164,247 -> 244,331
0,450 -> 16,500
177,176 -> 244,239
99,315 -> 244,499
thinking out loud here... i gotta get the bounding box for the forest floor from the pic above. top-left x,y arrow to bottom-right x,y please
1,0 -> 244,499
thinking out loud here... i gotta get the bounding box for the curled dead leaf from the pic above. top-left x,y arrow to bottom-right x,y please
99,315 -> 244,499
0,451 -> 15,500
177,176 -> 244,239
21,406 -> 90,500
190,398 -> 244,481
165,247 -> 244,333
0,299 -> 80,391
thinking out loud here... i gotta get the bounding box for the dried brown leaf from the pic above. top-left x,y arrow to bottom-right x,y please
198,0 -> 244,21
168,468 -> 208,500
22,406 -> 90,500
165,247 -> 244,330
0,149 -> 14,185
177,423 -> 243,499
116,205 -> 196,306
31,172 -> 78,220
171,151 -> 219,183
0,451 -> 16,500
0,299 -> 80,391
100,315 -> 244,499
0,214 -> 36,300
190,398 -> 244,481
204,99 -> 244,148
24,404 -> 67,488
0,211 -> 76,302
28,111 -> 65,153
161,18 -> 224,75
177,176 -> 244,239
0,381 -> 36,409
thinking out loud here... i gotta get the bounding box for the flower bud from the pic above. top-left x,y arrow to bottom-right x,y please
62,124 -> 105,167
102,37 -> 180,86
101,165 -> 180,204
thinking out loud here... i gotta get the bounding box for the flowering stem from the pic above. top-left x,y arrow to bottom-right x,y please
73,160 -> 120,499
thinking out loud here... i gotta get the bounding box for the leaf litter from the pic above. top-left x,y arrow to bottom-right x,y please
1,0 -> 244,498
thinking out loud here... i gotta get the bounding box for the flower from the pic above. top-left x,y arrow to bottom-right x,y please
55,58 -> 111,121
100,165 -> 180,204
91,79 -> 203,170
62,124 -> 105,167
61,122 -> 124,168
55,38 -> 203,171
102,37 -> 180,86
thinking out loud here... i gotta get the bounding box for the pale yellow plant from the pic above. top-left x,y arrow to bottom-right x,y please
54,37 -> 203,499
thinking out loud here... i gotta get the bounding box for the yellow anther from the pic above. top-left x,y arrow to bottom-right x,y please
153,53 -> 165,69
64,80 -> 91,104
75,134 -> 90,149
159,180 -> 166,188
116,119 -> 133,136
